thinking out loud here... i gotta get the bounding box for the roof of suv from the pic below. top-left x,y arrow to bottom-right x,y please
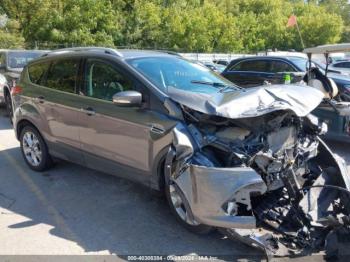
40,47 -> 178,60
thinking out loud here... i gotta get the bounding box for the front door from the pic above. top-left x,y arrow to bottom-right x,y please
78,59 -> 168,183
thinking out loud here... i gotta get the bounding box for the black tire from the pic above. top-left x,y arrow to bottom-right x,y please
20,125 -> 53,172
165,179 -> 213,235
5,91 -> 13,123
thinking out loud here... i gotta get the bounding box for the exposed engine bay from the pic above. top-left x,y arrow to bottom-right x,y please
166,106 -> 350,258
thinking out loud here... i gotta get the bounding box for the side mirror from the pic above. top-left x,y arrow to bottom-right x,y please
112,91 -> 142,107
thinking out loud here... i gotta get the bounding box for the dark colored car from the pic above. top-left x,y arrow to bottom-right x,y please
12,47 -> 350,257
222,56 -> 350,101
0,49 -> 48,119
332,60 -> 350,67
221,56 -> 350,142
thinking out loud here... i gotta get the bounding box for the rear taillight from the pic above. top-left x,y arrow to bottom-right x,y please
11,85 -> 23,96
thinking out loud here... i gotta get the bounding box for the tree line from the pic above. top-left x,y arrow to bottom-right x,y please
0,0 -> 348,52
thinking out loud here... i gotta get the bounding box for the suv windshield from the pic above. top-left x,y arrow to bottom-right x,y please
8,51 -> 47,69
127,56 -> 238,94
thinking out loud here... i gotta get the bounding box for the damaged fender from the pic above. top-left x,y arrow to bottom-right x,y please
165,123 -> 350,258
165,125 -> 267,229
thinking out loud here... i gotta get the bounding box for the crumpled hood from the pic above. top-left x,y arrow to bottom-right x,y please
168,84 -> 324,119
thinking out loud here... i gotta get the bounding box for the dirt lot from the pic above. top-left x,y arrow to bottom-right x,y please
0,107 -> 349,260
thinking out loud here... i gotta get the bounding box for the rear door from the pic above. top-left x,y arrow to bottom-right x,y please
27,58 -> 85,165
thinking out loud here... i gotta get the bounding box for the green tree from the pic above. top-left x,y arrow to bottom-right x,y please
319,0 -> 350,42
292,2 -> 344,49
0,16 -> 25,48
0,0 -> 346,52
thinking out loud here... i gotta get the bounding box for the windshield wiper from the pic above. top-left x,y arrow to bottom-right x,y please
190,80 -> 240,92
190,80 -> 226,87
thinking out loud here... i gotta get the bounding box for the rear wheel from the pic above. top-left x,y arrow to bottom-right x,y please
165,178 -> 213,234
20,125 -> 53,172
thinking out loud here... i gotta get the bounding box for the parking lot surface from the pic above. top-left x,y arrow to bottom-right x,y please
0,108 -> 260,259
0,107 -> 349,260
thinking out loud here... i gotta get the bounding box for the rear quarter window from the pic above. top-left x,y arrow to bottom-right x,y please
28,62 -> 51,85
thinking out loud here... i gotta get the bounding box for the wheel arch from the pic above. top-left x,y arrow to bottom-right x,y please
16,119 -> 41,140
151,145 -> 171,192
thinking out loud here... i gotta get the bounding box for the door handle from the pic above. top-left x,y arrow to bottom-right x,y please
81,107 -> 96,116
35,96 -> 45,103
149,124 -> 165,134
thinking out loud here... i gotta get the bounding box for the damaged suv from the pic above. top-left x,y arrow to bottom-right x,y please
12,48 -> 350,258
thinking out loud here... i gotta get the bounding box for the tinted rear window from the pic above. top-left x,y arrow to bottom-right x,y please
28,62 -> 50,85
45,59 -> 79,93
230,60 -> 271,72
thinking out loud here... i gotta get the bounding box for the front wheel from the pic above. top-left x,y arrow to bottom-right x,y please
20,125 -> 53,172
165,179 -> 213,234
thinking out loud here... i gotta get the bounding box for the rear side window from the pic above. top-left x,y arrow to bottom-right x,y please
45,59 -> 80,93
230,60 -> 271,72
28,62 -> 50,85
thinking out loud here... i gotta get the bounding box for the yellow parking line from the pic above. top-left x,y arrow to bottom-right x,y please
0,143 -> 83,248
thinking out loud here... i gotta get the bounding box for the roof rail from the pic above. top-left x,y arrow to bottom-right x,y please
43,47 -> 123,57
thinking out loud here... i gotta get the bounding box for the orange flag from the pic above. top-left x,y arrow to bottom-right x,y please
287,15 -> 297,27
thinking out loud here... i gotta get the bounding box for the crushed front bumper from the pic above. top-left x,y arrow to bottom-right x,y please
166,138 -> 350,258
173,164 -> 267,229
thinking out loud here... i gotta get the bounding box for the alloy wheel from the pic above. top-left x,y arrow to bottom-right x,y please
22,131 -> 42,167
169,183 -> 199,226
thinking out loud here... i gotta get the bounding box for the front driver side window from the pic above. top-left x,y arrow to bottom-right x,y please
85,60 -> 133,101
271,61 -> 295,73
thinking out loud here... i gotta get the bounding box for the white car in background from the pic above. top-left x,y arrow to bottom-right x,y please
0,74 -> 6,104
